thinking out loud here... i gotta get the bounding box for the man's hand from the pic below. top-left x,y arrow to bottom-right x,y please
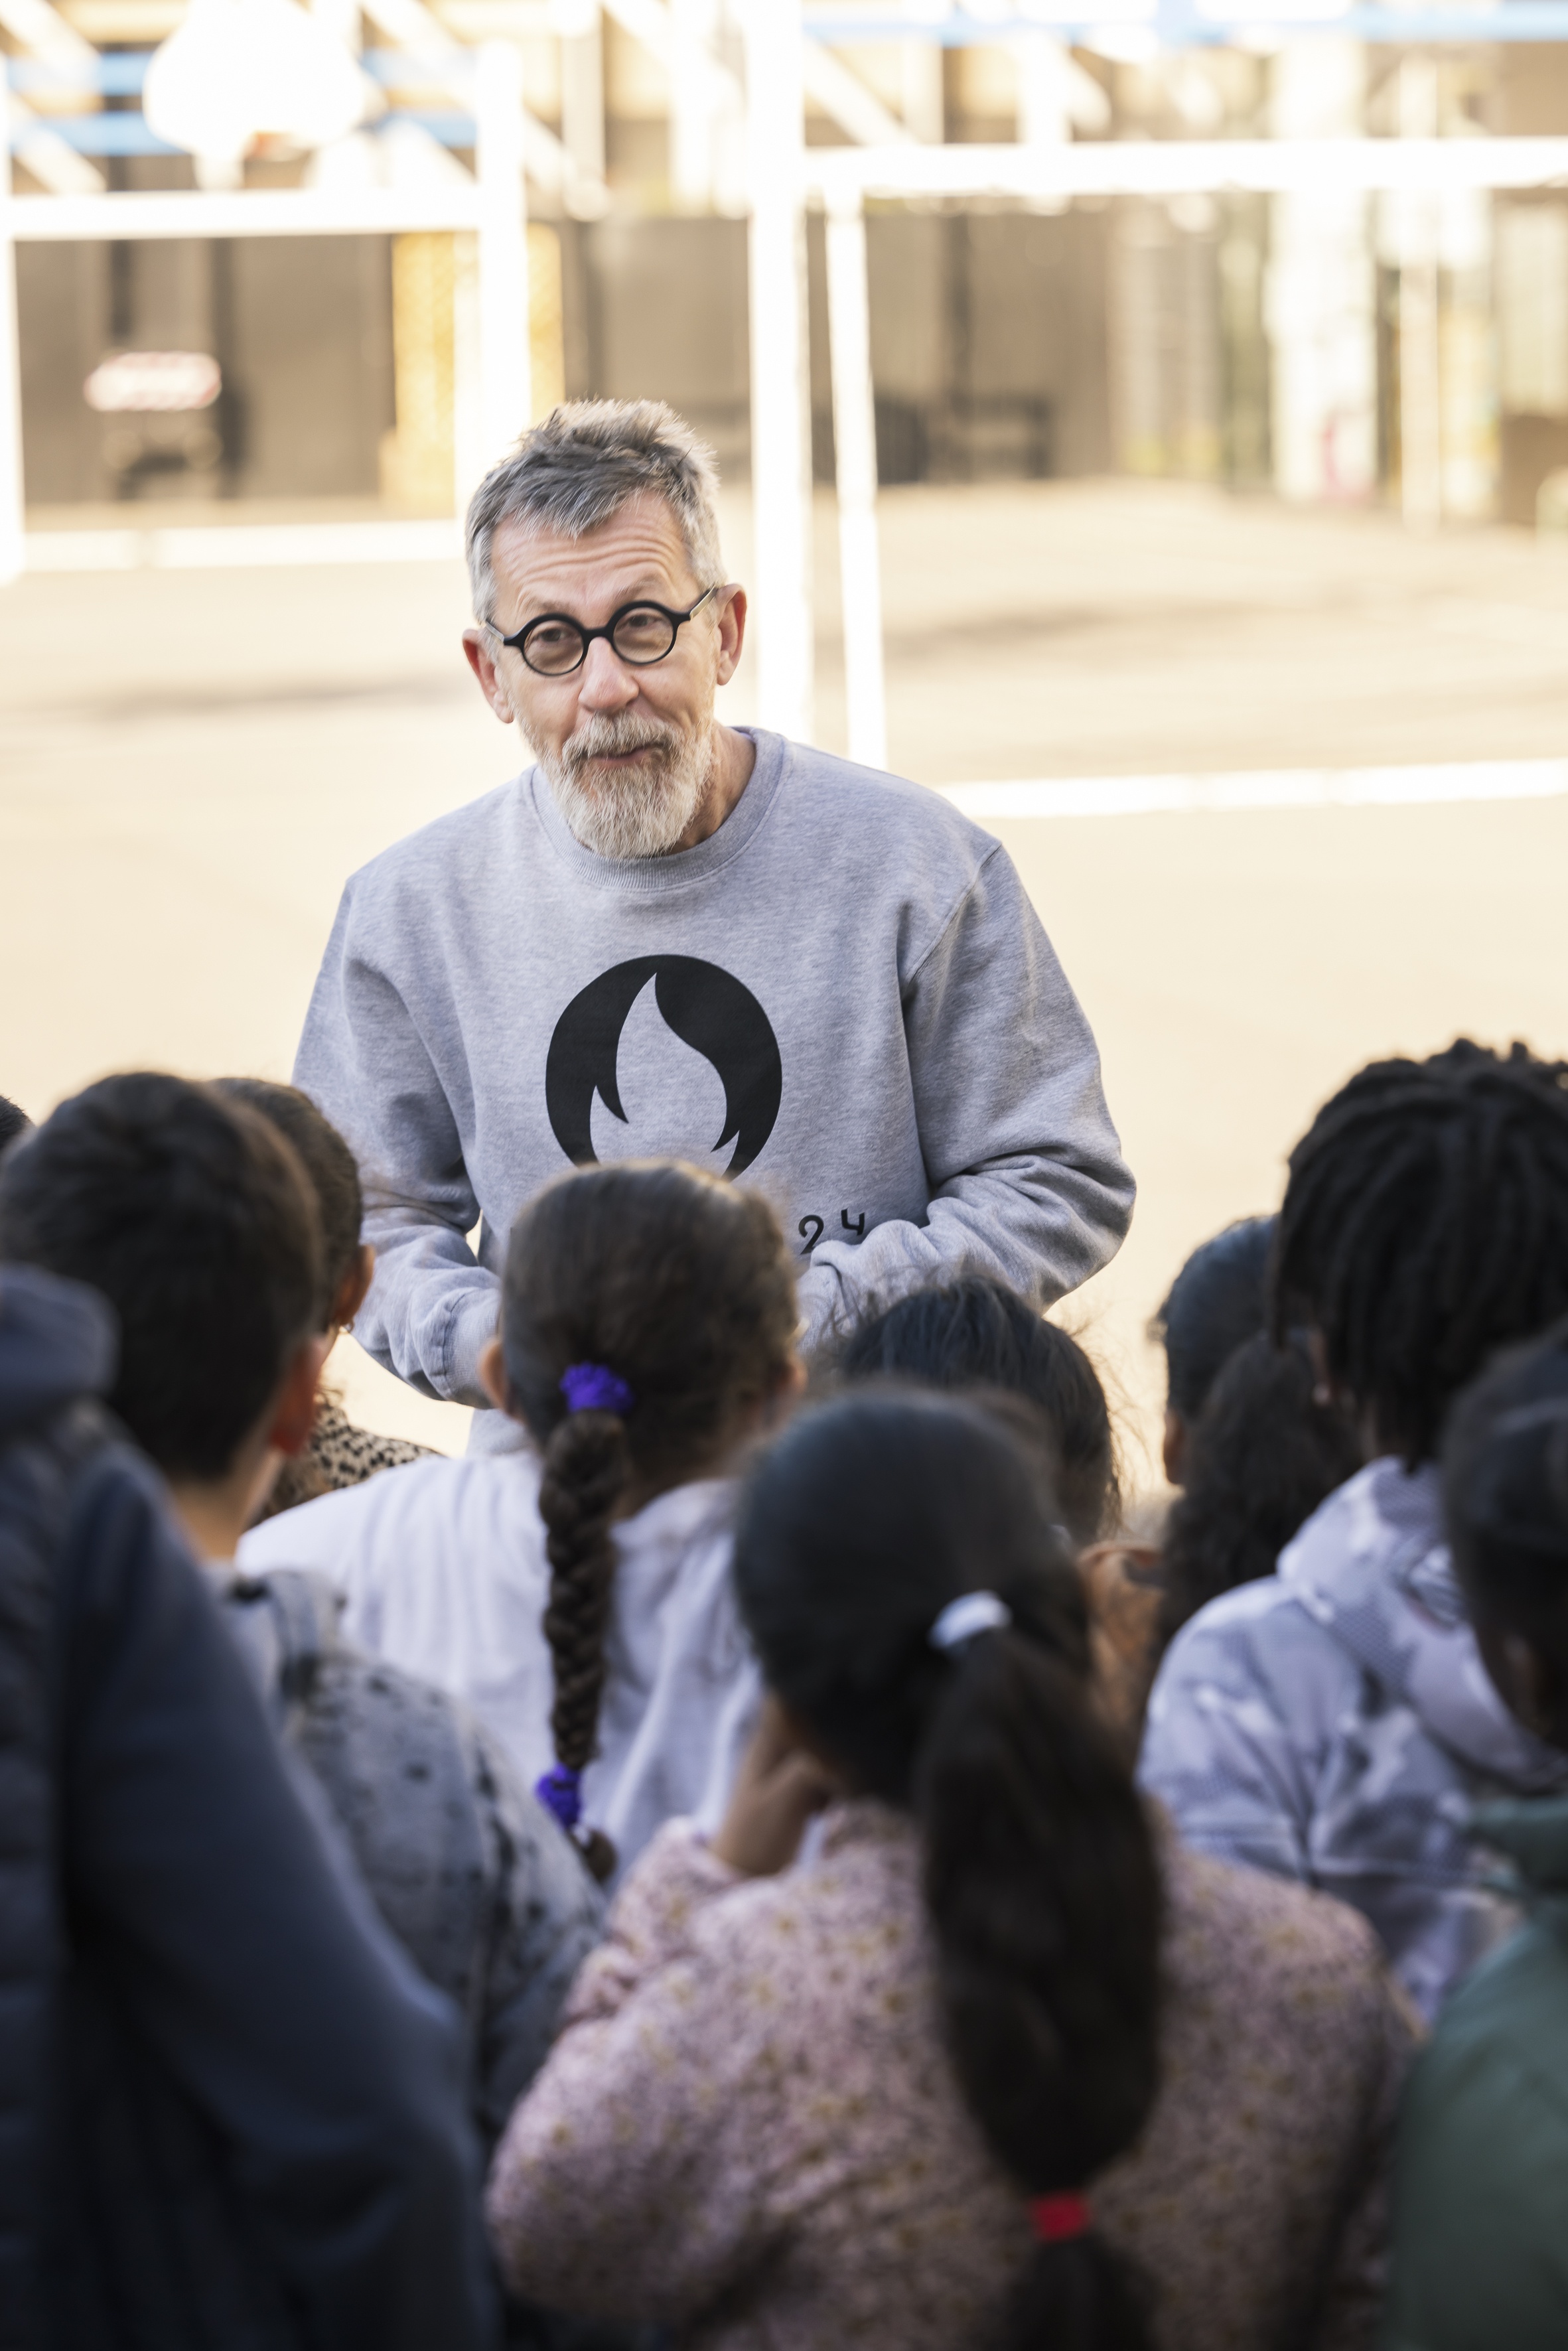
711,1696 -> 839,1879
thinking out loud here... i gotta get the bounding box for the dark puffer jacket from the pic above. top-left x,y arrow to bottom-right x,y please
221,1566 -> 603,2147
0,1265 -> 495,2351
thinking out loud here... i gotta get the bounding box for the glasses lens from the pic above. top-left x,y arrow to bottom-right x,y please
522,618 -> 587,676
611,606 -> 678,665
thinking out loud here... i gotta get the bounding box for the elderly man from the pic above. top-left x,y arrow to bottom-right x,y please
298,399 -> 1132,1440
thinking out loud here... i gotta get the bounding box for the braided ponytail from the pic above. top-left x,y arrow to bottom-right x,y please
537,1411 -> 631,1881
500,1161 -> 798,1878
920,1631 -> 1159,2350
733,1390 -> 1162,2351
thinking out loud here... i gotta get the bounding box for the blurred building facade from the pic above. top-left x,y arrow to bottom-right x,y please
10,7 -> 1568,527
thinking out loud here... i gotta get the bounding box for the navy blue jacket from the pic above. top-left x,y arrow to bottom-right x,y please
0,1265 -> 496,2351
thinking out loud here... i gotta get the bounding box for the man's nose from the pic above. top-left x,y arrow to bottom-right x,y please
577,635 -> 640,709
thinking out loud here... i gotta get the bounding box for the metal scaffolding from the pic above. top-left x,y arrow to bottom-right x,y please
8,0 -> 1568,752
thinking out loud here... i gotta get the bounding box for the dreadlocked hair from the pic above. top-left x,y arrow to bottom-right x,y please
1275,1040 -> 1568,1467
734,1391 -> 1161,2351
501,1160 -> 798,1879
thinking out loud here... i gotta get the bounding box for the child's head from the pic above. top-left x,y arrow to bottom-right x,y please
1445,1321 -> 1568,1752
1151,1216 -> 1274,1486
1278,1041 -> 1568,1466
1157,1332 -> 1362,1656
0,1096 -> 31,1155
734,1390 -> 1161,2351
213,1078 -> 372,1332
0,1072 -> 325,1492
836,1275 -> 1118,1545
490,1159 -> 800,1875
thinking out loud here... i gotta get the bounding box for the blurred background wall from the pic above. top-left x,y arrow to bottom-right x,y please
14,14 -> 1568,532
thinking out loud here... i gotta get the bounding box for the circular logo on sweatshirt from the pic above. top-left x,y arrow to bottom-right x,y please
545,955 -> 782,1178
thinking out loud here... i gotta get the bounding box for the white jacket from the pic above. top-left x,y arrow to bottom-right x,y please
238,1455 -> 758,1880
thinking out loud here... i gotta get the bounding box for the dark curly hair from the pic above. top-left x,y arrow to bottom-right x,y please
0,1072 -> 323,1480
1151,1216 -> 1275,1426
1275,1040 -> 1568,1466
1157,1332 -> 1361,1653
836,1275 -> 1119,1545
214,1078 -> 364,1323
499,1159 -> 798,1878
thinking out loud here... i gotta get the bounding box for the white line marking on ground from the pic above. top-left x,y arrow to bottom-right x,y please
940,762 -> 1568,819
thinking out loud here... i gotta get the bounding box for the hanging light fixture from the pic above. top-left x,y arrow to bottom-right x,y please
144,0 -> 372,173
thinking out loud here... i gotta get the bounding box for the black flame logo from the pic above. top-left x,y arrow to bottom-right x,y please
545,954 -> 782,1178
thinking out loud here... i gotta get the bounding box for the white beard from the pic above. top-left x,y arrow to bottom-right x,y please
533,709 -> 713,860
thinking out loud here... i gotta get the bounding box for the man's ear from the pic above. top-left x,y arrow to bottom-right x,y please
715,584 -> 747,687
267,1334 -> 330,1458
330,1242 -> 375,1331
463,628 -> 516,724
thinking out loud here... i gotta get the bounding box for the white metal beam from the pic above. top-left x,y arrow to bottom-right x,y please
802,44 -> 915,146
806,135 -> 1568,201
0,0 -> 98,76
475,36 -> 530,474
824,188 -> 885,770
8,93 -> 109,194
743,0 -> 813,743
7,183 -> 488,236
606,0 -> 914,151
0,74 -> 24,585
361,0 -> 608,211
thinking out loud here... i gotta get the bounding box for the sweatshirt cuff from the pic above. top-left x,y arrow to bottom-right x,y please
442,1283 -> 502,1406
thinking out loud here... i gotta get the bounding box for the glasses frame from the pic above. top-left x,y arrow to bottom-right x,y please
489,584 -> 721,677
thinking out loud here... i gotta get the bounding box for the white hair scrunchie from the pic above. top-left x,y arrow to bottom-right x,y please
928,1590 -> 1013,1654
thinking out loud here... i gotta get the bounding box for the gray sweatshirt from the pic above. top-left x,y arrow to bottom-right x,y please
296,729 -> 1133,1411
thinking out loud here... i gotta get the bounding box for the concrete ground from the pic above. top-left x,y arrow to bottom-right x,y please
5,477 -> 1567,1484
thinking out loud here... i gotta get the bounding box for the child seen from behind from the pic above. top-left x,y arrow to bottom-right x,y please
242,1159 -> 802,1881
488,1392 -> 1413,2351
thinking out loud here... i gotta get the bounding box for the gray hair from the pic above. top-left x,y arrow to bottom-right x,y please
465,399 -> 725,627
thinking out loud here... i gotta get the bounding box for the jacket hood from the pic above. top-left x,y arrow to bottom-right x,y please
0,1263 -> 117,1439
1279,1457 -> 1568,1794
222,1567 -> 342,1725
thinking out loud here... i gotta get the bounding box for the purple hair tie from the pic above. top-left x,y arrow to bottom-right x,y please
559,1361 -> 634,1417
535,1762 -> 583,1833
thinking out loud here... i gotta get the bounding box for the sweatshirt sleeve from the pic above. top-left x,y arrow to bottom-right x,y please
294,877 -> 499,1405
795,843 -> 1134,1350
485,1821 -> 786,2326
61,1446 -> 496,2351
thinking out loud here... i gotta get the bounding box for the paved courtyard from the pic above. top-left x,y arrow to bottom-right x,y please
5,478 -> 1567,1481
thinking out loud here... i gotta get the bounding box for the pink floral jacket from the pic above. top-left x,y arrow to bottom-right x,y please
488,1801 -> 1415,2351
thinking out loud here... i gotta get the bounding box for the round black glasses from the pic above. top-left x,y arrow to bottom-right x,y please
492,585 -> 719,677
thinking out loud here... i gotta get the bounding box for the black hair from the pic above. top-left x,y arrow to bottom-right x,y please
213,1078 -> 364,1322
500,1159 -> 798,1879
1444,1320 -> 1568,1640
1157,1332 -> 1361,1654
734,1391 -> 1161,2351
837,1275 -> 1119,1545
1151,1217 -> 1275,1425
1276,1040 -> 1568,1466
0,1096 -> 30,1155
0,1072 -> 324,1481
